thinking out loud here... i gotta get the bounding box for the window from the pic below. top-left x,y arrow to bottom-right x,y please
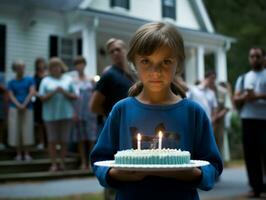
162,0 -> 176,20
49,36 -> 82,70
60,38 -> 74,69
110,0 -> 130,10
0,25 -> 6,72
77,38 -> 83,55
49,35 -> 58,58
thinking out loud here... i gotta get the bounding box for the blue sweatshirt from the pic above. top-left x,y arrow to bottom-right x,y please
91,97 -> 223,200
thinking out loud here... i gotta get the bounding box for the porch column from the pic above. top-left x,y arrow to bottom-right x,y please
82,24 -> 97,76
185,48 -> 197,85
196,46 -> 205,81
215,48 -> 227,82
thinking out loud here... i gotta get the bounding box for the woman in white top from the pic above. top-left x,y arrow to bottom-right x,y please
39,57 -> 77,172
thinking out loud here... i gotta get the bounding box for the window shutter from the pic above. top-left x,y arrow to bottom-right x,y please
49,35 -> 58,58
0,25 -> 6,72
77,38 -> 82,55
162,0 -> 176,20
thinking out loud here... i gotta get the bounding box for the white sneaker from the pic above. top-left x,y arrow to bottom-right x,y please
15,154 -> 22,161
24,154 -> 32,161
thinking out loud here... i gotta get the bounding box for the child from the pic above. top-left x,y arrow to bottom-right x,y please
72,56 -> 97,170
90,22 -> 223,200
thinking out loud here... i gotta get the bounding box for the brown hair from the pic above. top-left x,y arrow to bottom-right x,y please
127,22 -> 186,97
12,60 -> 25,72
35,57 -> 46,72
48,57 -> 68,73
74,56 -> 86,66
106,38 -> 126,51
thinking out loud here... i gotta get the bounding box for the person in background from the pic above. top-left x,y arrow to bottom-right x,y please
33,57 -> 47,150
187,71 -> 218,122
89,39 -> 136,200
233,47 -> 266,198
89,38 -> 136,117
209,74 -> 233,159
39,57 -> 77,172
72,56 -> 97,170
0,73 -> 7,150
7,60 -> 35,161
91,21 -> 222,200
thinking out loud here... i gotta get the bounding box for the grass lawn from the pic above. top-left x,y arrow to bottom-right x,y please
1,193 -> 104,200
224,159 -> 244,168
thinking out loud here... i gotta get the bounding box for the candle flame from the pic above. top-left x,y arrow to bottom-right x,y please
158,131 -> 163,138
137,133 -> 141,140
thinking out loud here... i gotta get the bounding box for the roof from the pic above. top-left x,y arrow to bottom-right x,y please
189,0 -> 215,33
0,0 -> 83,11
79,7 -> 235,47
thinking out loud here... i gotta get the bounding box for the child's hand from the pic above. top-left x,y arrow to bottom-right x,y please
109,168 -> 148,182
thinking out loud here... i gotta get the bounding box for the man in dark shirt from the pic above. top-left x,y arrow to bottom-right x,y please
89,38 -> 135,200
90,38 -> 135,116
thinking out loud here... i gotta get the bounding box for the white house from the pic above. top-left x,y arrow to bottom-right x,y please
0,0 -> 234,84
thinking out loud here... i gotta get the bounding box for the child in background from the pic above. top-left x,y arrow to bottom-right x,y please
72,56 -> 97,170
91,22 -> 222,200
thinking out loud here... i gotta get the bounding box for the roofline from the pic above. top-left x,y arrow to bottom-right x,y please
77,7 -> 235,43
189,0 -> 215,33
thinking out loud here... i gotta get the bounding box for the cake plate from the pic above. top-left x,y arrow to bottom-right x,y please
94,160 -> 210,171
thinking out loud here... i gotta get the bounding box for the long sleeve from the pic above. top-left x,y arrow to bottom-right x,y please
90,105 -> 120,188
194,105 -> 223,190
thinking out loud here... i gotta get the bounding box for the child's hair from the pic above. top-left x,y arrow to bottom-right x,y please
127,22 -> 186,98
74,56 -> 86,66
48,57 -> 68,73
12,60 -> 25,72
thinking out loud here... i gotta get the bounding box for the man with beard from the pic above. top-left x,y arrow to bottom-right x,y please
234,47 -> 266,198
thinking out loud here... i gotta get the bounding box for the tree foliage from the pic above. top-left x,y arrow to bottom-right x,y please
203,0 -> 266,85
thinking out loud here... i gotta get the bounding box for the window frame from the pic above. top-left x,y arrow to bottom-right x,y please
161,0 -> 176,20
110,0 -> 130,10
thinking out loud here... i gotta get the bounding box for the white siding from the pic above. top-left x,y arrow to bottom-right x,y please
88,0 -> 201,30
177,0 -> 200,30
130,0 -> 161,21
89,0 -> 110,11
0,5 -> 66,80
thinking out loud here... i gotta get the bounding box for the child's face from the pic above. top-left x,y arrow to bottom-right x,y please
134,45 -> 178,93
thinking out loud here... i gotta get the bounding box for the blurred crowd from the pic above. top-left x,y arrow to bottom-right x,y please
0,56 -> 98,171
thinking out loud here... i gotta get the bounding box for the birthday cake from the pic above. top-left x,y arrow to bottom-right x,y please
114,149 -> 191,165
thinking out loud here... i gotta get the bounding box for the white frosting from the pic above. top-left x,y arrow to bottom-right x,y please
114,148 -> 191,165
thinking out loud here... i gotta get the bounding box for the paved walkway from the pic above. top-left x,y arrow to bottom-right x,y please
0,177 -> 103,198
0,166 -> 262,199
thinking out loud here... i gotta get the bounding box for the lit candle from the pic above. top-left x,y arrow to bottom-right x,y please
158,131 -> 163,149
137,133 -> 141,150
